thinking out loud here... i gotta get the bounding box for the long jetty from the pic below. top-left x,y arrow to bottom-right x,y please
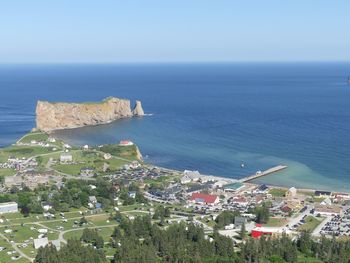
239,165 -> 287,183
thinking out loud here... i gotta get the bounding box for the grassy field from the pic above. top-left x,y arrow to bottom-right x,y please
18,133 -> 49,144
265,217 -> 288,227
0,145 -> 59,162
3,225 -> 38,243
0,239 -> 30,263
52,150 -> 129,176
298,216 -> 324,232
268,188 -> 287,197
0,168 -> 16,177
99,144 -> 139,160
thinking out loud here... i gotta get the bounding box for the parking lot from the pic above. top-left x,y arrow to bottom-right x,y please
319,208 -> 350,236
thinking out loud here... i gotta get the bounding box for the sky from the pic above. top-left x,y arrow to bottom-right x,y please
0,1 -> 350,63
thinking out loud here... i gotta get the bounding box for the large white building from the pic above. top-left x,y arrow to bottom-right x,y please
33,237 -> 49,249
60,153 -> 73,163
0,202 -> 18,214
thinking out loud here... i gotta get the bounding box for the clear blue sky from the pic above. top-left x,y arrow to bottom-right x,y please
1,0 -> 349,63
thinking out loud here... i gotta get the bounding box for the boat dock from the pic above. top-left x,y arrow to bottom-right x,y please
239,165 -> 287,183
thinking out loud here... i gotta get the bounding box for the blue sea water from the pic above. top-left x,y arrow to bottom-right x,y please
0,63 -> 350,191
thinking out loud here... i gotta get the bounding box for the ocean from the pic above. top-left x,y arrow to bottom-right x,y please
0,63 -> 350,191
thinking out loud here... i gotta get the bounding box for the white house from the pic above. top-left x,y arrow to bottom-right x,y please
103,153 -> 112,160
286,187 -> 297,199
180,170 -> 201,184
38,229 -> 48,234
60,153 -> 72,163
48,137 -> 56,143
89,196 -> 97,204
0,202 -> 18,214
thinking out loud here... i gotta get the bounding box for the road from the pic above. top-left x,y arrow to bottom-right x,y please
312,216 -> 332,237
286,205 -> 312,229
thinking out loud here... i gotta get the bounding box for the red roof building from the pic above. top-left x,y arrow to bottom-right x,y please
190,193 -> 219,205
119,140 -> 134,146
251,224 -> 273,238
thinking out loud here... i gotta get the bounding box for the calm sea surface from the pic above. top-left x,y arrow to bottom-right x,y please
0,63 -> 350,191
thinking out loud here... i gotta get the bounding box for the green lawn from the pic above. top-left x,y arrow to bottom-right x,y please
99,144 -> 139,160
52,163 -> 87,176
0,168 -> 16,177
3,225 -> 38,243
18,133 -> 49,144
0,145 -> 58,162
298,216 -> 324,232
268,188 -> 287,197
63,229 -> 84,241
52,150 -> 129,176
0,239 -> 30,263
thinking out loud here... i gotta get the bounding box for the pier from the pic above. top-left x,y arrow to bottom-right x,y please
239,165 -> 287,183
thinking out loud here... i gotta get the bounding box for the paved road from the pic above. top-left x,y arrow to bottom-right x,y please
312,216 -> 332,237
58,223 -> 120,244
286,205 -> 311,229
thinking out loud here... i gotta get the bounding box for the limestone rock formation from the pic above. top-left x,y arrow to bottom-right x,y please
132,100 -> 145,116
36,97 -> 144,132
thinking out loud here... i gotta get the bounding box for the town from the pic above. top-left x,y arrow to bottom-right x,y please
0,131 -> 349,262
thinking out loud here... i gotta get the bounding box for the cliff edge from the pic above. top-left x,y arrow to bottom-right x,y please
36,97 -> 144,132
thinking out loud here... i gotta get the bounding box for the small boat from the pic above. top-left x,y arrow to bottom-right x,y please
240,163 -> 245,168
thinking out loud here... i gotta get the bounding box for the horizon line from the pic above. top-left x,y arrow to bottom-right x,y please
1,60 -> 350,65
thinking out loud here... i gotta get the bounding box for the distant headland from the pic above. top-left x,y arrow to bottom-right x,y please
35,97 -> 144,132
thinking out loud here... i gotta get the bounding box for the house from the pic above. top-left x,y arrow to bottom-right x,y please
180,170 -> 201,184
89,196 -> 97,204
254,195 -> 264,205
255,184 -> 269,194
48,137 -> 56,143
119,140 -> 134,146
281,205 -> 293,213
102,163 -> 110,172
285,187 -> 297,199
41,202 -> 53,211
189,193 -> 219,205
103,153 -> 112,160
128,191 -> 136,199
251,224 -> 292,238
38,229 -> 48,234
80,167 -> 95,177
33,237 -> 49,249
321,197 -> 332,206
0,202 -> 18,214
314,190 -> 332,197
130,161 -> 140,169
60,153 -> 72,163
230,196 -> 248,206
83,145 -> 89,150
